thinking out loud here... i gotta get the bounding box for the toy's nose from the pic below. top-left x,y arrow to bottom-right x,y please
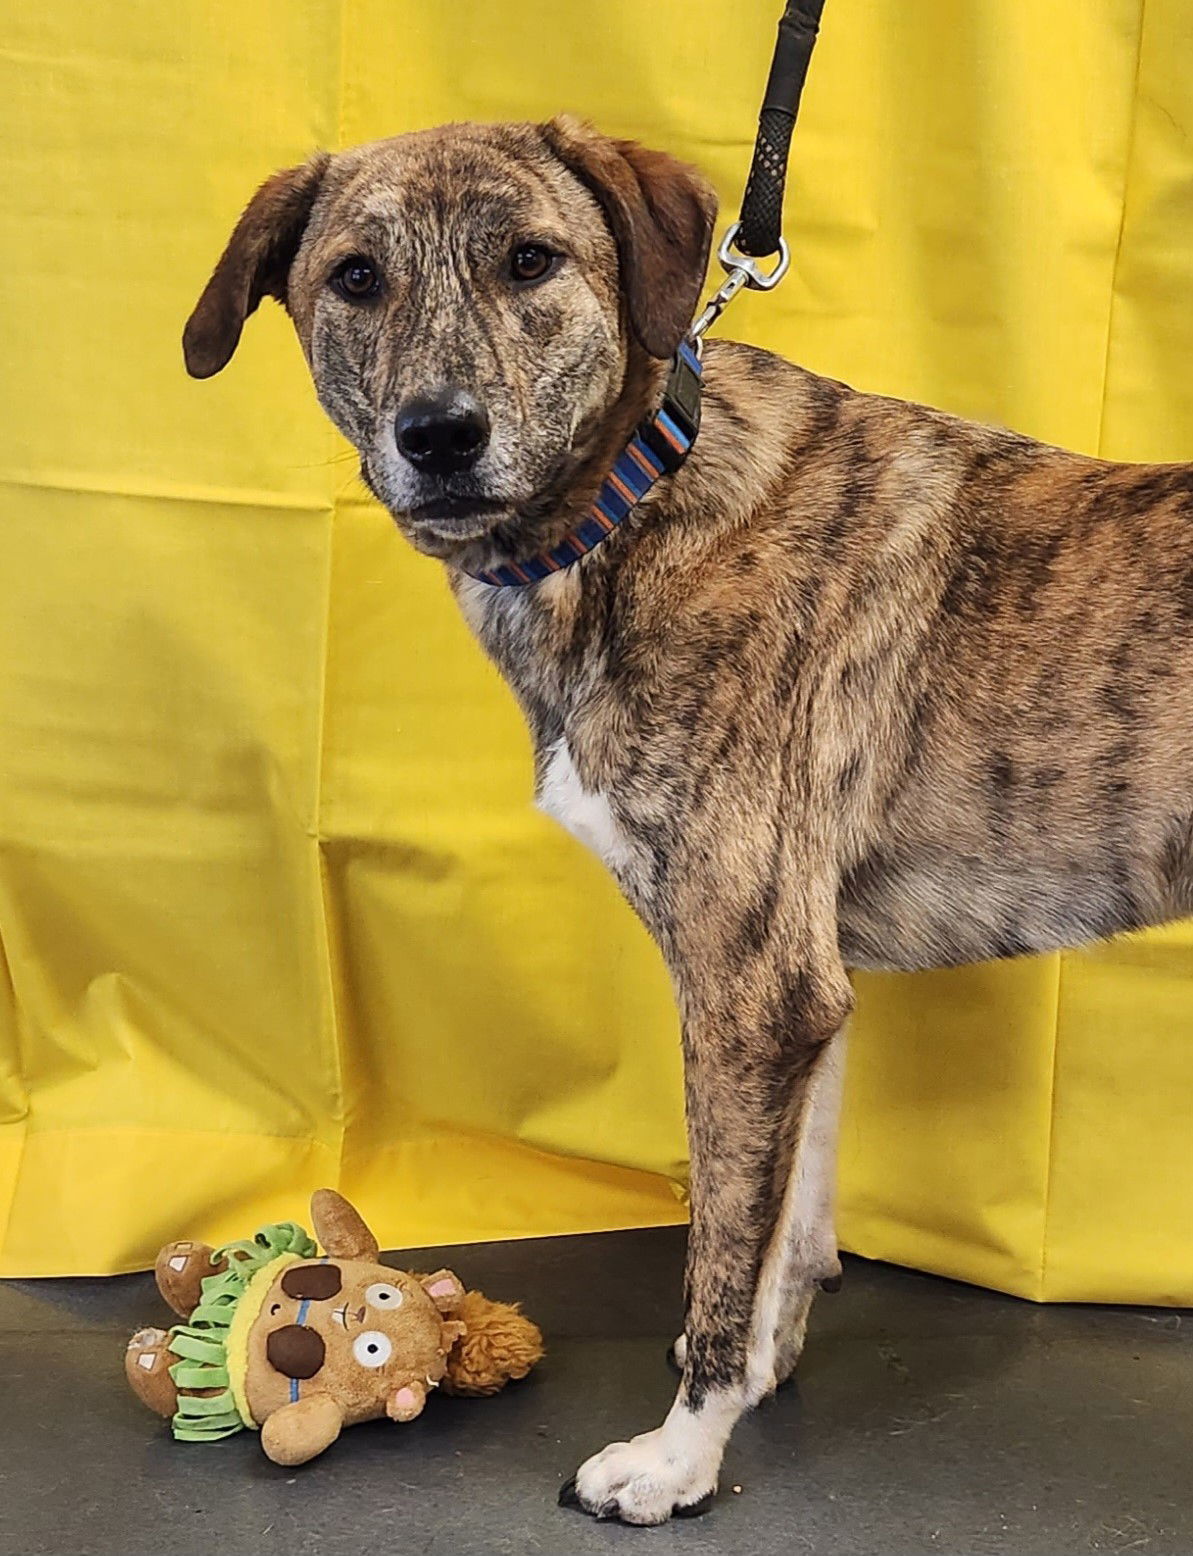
266,1325 -> 326,1379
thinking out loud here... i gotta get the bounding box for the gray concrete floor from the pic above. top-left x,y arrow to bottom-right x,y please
1,1225 -> 1191,1554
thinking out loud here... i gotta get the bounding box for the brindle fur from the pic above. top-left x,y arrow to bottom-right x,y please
185,118 -> 1193,1524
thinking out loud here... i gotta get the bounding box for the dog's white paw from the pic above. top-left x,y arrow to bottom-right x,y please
559,1426 -> 717,1526
667,1331 -> 687,1370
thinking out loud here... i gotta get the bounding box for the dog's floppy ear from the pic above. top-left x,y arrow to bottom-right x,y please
183,153 -> 330,379
541,115 -> 717,360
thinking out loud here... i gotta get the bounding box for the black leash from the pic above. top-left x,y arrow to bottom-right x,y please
737,0 -> 827,258
689,0 -> 826,342
467,1 -> 827,587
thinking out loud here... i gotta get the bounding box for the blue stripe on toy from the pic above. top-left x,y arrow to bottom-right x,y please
289,1295 -> 314,1402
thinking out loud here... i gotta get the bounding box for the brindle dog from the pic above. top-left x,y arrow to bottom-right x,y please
184,118 -> 1193,1524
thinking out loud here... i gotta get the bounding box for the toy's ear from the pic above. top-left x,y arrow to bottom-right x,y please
310,1189 -> 380,1261
421,1269 -> 466,1314
260,1395 -> 345,1467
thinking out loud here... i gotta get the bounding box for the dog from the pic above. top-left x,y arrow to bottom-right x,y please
183,118 -> 1193,1524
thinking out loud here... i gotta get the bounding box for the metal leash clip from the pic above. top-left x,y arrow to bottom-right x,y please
688,221 -> 792,344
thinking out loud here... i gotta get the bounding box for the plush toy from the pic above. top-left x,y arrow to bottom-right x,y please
124,1189 -> 543,1465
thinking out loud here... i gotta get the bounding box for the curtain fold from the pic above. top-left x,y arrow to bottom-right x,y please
2,0 -> 1191,1290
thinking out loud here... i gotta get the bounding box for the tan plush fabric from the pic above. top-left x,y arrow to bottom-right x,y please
125,1190 -> 544,1465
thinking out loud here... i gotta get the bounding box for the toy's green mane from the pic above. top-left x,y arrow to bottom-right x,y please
167,1221 -> 316,1442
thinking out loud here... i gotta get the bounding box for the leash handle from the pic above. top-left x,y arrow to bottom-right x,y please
735,0 -> 827,258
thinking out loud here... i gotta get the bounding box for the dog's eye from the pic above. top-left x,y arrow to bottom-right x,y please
331,257 -> 382,301
510,244 -> 558,284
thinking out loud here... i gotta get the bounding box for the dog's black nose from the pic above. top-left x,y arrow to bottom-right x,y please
395,390 -> 490,476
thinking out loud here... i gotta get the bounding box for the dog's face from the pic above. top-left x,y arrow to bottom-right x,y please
184,119 -> 716,565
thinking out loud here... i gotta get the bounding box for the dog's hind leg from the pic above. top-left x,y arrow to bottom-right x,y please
561,916 -> 853,1525
768,1021 -> 849,1385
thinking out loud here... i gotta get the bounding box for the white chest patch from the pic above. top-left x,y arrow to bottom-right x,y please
536,740 -> 637,879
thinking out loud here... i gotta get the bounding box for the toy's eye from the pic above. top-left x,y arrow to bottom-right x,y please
365,1282 -> 404,1312
352,1331 -> 393,1369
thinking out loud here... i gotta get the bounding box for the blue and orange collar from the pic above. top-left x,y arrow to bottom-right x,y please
465,341 -> 703,588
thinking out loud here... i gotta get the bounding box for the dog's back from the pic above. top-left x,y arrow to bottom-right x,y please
537,338 -> 1193,973
835,417 -> 1193,970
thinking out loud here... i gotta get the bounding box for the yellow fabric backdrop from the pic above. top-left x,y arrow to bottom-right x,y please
1,1 -> 1191,1290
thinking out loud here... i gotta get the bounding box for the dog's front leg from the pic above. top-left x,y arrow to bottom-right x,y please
561,935 -> 853,1525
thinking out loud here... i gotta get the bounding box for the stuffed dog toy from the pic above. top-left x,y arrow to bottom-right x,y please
124,1188 -> 543,1465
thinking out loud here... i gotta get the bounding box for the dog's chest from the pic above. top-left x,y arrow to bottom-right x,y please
536,740 -> 638,880
457,575 -> 647,890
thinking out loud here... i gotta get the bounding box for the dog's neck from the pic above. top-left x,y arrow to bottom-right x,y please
451,341 -> 669,582
448,338 -> 834,764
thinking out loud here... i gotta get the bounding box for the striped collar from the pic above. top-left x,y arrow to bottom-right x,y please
465,341 -> 703,588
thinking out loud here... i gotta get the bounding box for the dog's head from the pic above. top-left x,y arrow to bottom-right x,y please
184,119 -> 716,566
